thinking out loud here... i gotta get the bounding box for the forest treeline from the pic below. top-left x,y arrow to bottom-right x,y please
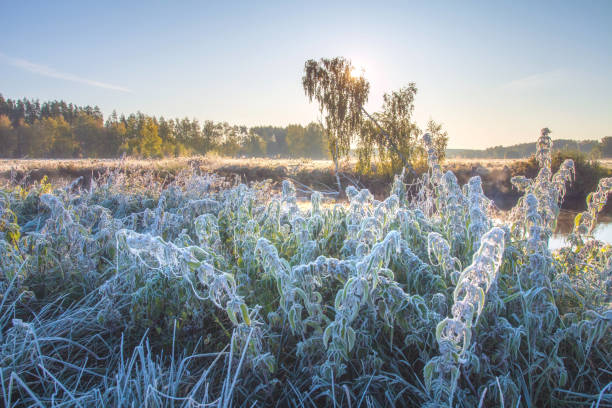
3,93 -> 609,162
448,138 -> 612,159
0,94 -> 330,159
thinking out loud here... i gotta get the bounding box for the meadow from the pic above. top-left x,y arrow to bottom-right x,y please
3,153 -> 611,210
0,131 -> 611,407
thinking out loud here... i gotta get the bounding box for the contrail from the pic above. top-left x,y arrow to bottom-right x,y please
500,69 -> 567,91
0,52 -> 132,93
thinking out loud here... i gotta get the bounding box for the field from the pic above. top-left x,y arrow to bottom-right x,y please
2,155 -> 610,211
0,157 -> 557,186
0,134 -> 611,407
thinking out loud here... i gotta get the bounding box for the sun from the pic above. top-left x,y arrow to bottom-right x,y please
350,66 -> 363,79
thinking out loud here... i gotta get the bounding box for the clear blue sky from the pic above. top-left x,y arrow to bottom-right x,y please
1,0 -> 610,148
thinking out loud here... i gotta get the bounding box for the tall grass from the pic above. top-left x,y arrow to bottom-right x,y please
0,129 -> 610,407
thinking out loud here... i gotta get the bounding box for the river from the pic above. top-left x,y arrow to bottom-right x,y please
550,210 -> 612,250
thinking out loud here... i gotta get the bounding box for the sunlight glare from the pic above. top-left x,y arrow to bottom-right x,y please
350,66 -> 364,79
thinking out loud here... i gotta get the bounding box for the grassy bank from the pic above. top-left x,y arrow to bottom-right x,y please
2,154 -> 610,211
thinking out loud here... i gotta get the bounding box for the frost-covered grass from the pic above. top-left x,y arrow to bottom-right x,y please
0,130 -> 610,407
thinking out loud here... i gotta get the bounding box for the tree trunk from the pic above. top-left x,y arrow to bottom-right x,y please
332,141 -> 342,193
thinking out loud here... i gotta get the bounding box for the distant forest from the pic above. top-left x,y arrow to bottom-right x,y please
1,93 -> 610,160
0,94 -> 330,159
448,138 -> 612,159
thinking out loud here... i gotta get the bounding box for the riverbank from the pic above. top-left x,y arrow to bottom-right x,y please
1,154 -> 610,212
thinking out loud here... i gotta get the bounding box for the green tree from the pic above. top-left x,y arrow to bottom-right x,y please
600,136 -> 612,158
158,117 -> 180,156
251,126 -> 288,157
0,115 -> 16,158
44,116 -> 78,158
286,123 -> 329,159
286,124 -> 306,157
137,117 -> 163,158
104,111 -> 126,157
357,85 -> 420,175
304,122 -> 329,159
426,119 -> 449,163
217,124 -> 244,157
303,57 -> 370,190
240,131 -> 267,157
15,119 -> 34,158
73,112 -> 104,157
31,117 -> 56,158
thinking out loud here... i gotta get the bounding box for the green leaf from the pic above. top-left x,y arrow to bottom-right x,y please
323,325 -> 333,348
423,360 -> 435,390
226,306 -> 238,325
240,303 -> 251,326
346,326 -> 356,352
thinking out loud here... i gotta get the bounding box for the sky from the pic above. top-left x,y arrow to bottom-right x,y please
1,0 -> 611,149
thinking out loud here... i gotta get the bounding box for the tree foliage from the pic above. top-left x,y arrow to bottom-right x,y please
303,58 -> 449,177
357,84 -> 422,174
426,119 -> 449,163
302,57 -> 369,162
0,94 -> 329,159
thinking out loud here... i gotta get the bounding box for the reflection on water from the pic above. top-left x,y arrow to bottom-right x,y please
550,210 -> 612,250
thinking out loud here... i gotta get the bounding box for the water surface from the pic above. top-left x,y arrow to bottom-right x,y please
550,210 -> 612,250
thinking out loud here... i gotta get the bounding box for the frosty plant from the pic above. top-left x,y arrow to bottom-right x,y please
0,128 -> 610,407
573,177 -> 612,238
511,128 -> 575,237
255,237 -> 315,335
323,230 -> 431,370
427,232 -> 461,281
465,176 -> 491,250
422,132 -> 443,187
424,227 -> 505,406
438,171 -> 468,250
117,228 -> 273,371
